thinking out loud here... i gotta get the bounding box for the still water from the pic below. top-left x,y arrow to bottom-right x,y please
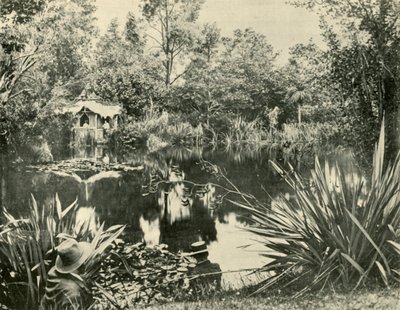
0,146 -> 356,288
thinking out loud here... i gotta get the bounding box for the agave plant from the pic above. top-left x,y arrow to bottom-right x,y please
235,121 -> 400,296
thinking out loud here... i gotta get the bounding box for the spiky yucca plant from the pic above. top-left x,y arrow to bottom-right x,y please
238,121 -> 400,296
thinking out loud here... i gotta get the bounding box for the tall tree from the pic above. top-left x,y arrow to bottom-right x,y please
173,62 -> 222,126
34,0 -> 97,100
172,23 -> 221,126
140,0 -> 205,90
194,22 -> 220,63
0,0 -> 97,151
217,28 -> 283,120
175,28 -> 288,127
291,0 -> 400,162
283,42 -> 332,123
125,12 -> 145,48
91,18 -> 165,119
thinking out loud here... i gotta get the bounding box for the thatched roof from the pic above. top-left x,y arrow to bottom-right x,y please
63,100 -> 122,118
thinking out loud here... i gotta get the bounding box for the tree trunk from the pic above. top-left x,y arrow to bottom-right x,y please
298,104 -> 302,124
149,96 -> 154,118
0,155 -> 6,213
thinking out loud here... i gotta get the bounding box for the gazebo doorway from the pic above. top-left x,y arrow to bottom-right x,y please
80,113 -> 90,127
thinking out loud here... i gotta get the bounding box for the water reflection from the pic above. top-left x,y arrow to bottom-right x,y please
71,146 -> 104,161
139,215 -> 160,247
75,207 -> 99,237
51,170 -> 121,201
0,146 -> 359,288
209,213 -> 267,288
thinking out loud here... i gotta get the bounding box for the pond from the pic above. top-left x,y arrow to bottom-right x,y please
0,145 -> 357,289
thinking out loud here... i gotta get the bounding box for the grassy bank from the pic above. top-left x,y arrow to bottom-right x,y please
147,286 -> 400,310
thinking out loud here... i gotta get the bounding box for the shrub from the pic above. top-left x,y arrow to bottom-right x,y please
163,122 -> 203,147
221,117 -> 266,147
301,103 -> 341,123
272,122 -> 341,164
234,121 -> 400,296
117,112 -> 169,146
118,112 -> 204,148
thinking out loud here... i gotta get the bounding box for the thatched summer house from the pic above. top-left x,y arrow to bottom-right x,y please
63,99 -> 122,145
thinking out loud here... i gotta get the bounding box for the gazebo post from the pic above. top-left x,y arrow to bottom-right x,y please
94,114 -> 98,141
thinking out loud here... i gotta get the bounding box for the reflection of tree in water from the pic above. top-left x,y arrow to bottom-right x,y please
159,195 -> 218,252
1,170 -> 81,217
139,204 -> 161,246
192,198 -> 218,244
2,154 -> 269,249
153,166 -> 218,252
88,171 -> 161,243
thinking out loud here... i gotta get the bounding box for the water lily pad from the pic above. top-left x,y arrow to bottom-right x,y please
177,267 -> 188,272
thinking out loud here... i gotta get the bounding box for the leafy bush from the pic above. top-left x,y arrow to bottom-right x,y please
234,122 -> 400,296
7,108 -> 75,162
272,122 -> 341,164
118,113 -> 170,146
301,103 -> 341,123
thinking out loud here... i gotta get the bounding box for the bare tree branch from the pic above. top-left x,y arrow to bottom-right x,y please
147,33 -> 163,47
170,66 -> 192,85
148,24 -> 163,37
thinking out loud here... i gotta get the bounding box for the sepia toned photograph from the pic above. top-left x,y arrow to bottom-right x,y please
1,0 -> 400,309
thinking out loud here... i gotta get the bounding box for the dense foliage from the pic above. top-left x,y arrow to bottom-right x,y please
0,194 -> 206,309
1,0 -> 399,164
92,242 -> 197,308
234,122 -> 400,296
291,0 -> 400,164
0,194 -> 124,309
1,0 -> 96,155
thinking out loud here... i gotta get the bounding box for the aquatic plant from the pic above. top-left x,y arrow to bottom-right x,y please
205,126 -> 219,149
222,117 -> 266,147
163,122 -> 203,147
91,242 -> 197,308
233,121 -> 400,296
118,112 -> 204,148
